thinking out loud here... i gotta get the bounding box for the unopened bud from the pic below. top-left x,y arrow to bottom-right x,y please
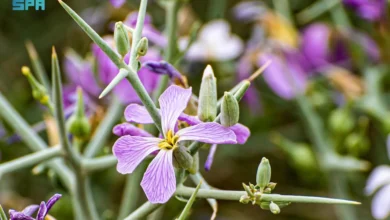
198,65 -> 217,122
173,145 -> 193,171
220,92 -> 240,127
136,37 -> 148,57
114,22 -> 130,58
345,133 -> 370,156
242,183 -> 254,197
259,202 -> 270,210
329,108 -> 355,135
239,195 -> 251,204
66,88 -> 91,139
22,66 -> 50,105
267,182 -> 277,190
269,201 -> 280,214
256,157 -> 271,189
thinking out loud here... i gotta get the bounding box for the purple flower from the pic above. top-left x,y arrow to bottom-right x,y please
232,1 -> 266,22
92,36 -> 161,104
143,61 -> 185,85
343,0 -> 386,21
9,194 -> 61,220
123,12 -> 167,48
301,23 -> 380,72
113,85 -> 237,203
110,0 -> 126,8
259,50 -> 307,100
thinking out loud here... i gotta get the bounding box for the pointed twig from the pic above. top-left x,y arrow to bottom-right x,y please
99,69 -> 129,99
177,181 -> 202,220
25,40 -> 51,92
0,205 -> 7,220
190,173 -> 218,220
0,146 -> 62,176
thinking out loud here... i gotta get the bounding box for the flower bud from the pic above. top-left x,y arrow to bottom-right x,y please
114,21 -> 130,58
269,201 -> 280,214
345,133 -> 370,156
256,157 -> 271,189
173,145 -> 194,171
242,183 -> 254,197
22,66 -> 50,105
239,195 -> 251,204
220,91 -> 240,127
267,182 -> 277,190
198,65 -> 217,122
329,108 -> 355,135
66,88 -> 91,139
136,37 -> 148,57
259,202 -> 270,210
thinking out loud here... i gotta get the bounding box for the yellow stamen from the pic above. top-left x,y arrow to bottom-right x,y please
158,130 -> 179,150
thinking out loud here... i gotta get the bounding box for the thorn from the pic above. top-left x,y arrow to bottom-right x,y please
99,68 -> 129,99
247,60 -> 272,82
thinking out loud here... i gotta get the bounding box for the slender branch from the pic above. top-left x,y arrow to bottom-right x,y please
0,146 -> 62,175
296,0 -> 339,24
190,173 -> 218,220
84,98 -> 123,158
118,162 -> 148,220
124,202 -> 162,220
0,92 -> 73,189
58,0 -> 162,134
175,186 -> 360,205
153,0 -> 180,103
82,155 -> 117,173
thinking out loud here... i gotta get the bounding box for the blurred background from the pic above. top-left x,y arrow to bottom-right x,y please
0,0 -> 389,219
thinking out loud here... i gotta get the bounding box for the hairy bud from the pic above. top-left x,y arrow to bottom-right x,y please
114,21 -> 130,58
136,37 -> 149,57
220,91 -> 240,127
256,157 -> 271,189
269,201 -> 280,214
173,145 -> 194,171
66,88 -> 91,139
198,65 -> 217,121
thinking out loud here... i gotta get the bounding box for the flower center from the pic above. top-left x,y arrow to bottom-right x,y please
158,130 -> 179,150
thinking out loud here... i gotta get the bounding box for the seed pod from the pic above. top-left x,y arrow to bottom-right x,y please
256,157 -> 271,189
136,37 -> 148,57
66,88 -> 91,139
220,91 -> 240,127
269,202 -> 280,214
198,65 -> 217,122
114,21 -> 130,58
173,145 -> 194,171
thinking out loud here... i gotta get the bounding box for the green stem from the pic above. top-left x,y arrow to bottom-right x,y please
0,146 -> 62,175
207,0 -> 226,20
0,205 -> 7,220
190,173 -> 218,220
329,1 -> 351,28
117,162 -> 148,220
146,206 -> 165,220
296,0 -> 339,24
175,186 -> 360,205
82,155 -> 118,173
0,92 -> 73,189
124,202 -> 162,220
273,0 -> 294,24
153,0 -> 180,103
59,0 -> 162,134
84,98 -> 122,158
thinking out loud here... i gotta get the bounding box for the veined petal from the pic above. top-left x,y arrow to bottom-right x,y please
176,122 -> 237,144
113,136 -> 161,174
372,184 -> 390,220
113,123 -> 153,137
365,165 -> 390,195
159,85 -> 192,136
230,124 -> 250,144
141,150 -> 176,203
36,202 -> 47,220
124,104 -> 154,124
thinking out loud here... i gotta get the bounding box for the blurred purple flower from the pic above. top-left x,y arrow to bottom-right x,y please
123,12 -> 167,48
232,1 -> 266,22
365,135 -> 390,219
259,50 -> 307,100
92,36 -> 161,104
113,85 -> 236,203
301,23 -> 380,72
343,0 -> 386,21
9,194 -> 61,220
204,144 -> 218,171
143,60 -> 185,85
180,20 -> 244,61
110,0 -> 126,8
